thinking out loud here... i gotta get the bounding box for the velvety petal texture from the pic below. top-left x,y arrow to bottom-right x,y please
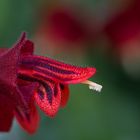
21,55 -> 96,84
35,82 -> 61,117
0,33 -> 28,109
0,94 -> 14,132
15,83 -> 39,134
60,84 -> 69,107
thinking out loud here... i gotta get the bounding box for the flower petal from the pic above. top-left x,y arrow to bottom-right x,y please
0,33 -> 39,128
0,33 -> 30,109
15,83 -> 39,134
60,84 -> 69,107
0,94 -> 14,132
21,55 -> 96,84
20,40 -> 34,56
15,104 -> 39,134
34,81 -> 61,117
0,32 -> 26,84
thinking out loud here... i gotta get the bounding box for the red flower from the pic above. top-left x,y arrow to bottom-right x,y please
38,7 -> 88,43
104,0 -> 140,47
103,0 -> 140,78
0,33 -> 102,134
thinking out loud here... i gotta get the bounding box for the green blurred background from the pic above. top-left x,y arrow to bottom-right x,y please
0,0 -> 140,140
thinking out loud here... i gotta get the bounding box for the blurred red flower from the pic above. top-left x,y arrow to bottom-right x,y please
104,0 -> 140,48
37,6 -> 90,44
34,5 -> 99,58
104,0 -> 140,78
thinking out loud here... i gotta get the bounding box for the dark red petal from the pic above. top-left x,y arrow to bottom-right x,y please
0,33 -> 40,133
0,33 -> 38,120
34,81 -> 61,117
60,84 -> 69,107
15,83 -> 39,134
21,55 -> 96,84
0,33 -> 34,87
0,33 -> 33,120
20,40 -> 34,56
0,32 -> 26,85
15,103 -> 39,134
0,94 -> 14,132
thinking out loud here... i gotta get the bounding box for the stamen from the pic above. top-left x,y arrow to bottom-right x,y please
81,80 -> 102,92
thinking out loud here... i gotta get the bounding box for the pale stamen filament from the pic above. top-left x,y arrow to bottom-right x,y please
81,80 -> 102,92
